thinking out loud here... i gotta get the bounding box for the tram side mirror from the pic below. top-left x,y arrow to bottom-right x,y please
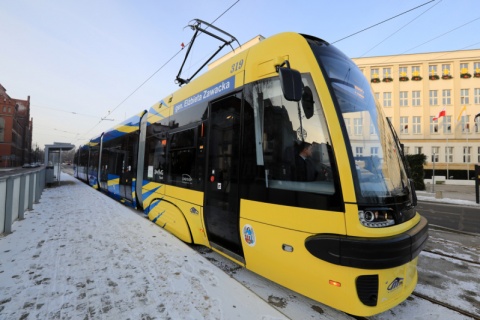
278,67 -> 303,102
302,86 -> 314,119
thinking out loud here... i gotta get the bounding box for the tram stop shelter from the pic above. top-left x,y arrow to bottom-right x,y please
44,142 -> 75,186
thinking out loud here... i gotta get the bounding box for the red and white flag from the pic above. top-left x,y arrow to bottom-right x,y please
433,108 -> 446,121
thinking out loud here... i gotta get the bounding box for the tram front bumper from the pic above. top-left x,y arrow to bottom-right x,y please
304,216 -> 428,269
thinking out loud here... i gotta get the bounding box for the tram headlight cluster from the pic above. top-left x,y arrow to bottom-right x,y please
358,210 -> 395,228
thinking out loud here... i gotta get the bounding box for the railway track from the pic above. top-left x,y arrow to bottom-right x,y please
412,291 -> 479,320
423,248 -> 480,266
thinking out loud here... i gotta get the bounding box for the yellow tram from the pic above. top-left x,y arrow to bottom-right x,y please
75,30 -> 428,316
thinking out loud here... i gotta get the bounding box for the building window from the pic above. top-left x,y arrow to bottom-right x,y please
400,116 -> 408,134
413,116 -> 421,134
442,64 -> 451,77
7,107 -> 11,113
429,65 -> 437,75
354,118 -> 363,135
383,92 -> 392,107
460,63 -> 471,78
431,147 -> 439,162
374,92 -> 380,101
399,66 -> 408,79
370,123 -> 376,135
415,147 -> 423,155
383,67 -> 392,81
430,117 -> 439,133
460,89 -> 469,105
400,91 -> 408,107
442,89 -> 451,105
444,116 -> 452,134
344,118 -> 351,135
383,67 -> 391,78
463,147 -> 471,163
412,91 -> 421,106
445,147 -> 454,163
478,147 -> 480,163
429,90 -> 438,106
404,146 -> 410,154
371,68 -> 379,81
475,88 -> 480,104
356,147 -> 363,157
411,66 -> 422,80
461,115 -> 470,133
371,147 -> 379,157
0,118 -> 4,142
475,62 -> 480,77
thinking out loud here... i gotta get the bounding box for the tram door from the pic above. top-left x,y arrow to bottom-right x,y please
204,93 -> 244,260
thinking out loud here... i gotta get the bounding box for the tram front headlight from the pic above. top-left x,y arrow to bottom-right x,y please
358,209 -> 395,228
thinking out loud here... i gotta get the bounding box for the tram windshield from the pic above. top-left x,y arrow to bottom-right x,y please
251,75 -> 336,195
308,38 -> 411,204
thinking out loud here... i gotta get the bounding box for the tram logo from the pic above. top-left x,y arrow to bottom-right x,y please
387,277 -> 404,292
182,174 -> 193,184
243,224 -> 256,247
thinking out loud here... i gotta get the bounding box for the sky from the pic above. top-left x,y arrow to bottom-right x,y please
1,0 -> 480,149
0,172 -> 477,319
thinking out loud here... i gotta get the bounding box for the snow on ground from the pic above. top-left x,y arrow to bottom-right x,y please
415,192 -> 479,207
0,173 -> 286,320
0,173 -> 478,319
416,251 -> 480,315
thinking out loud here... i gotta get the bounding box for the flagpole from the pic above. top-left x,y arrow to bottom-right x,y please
466,122 -> 470,180
443,115 -> 447,180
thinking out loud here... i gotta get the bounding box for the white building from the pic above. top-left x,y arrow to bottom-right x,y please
353,49 -> 480,179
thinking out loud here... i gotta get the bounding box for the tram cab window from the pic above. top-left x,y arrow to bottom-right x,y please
252,76 -> 336,195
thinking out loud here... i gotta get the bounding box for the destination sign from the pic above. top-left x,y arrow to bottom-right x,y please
173,76 -> 235,114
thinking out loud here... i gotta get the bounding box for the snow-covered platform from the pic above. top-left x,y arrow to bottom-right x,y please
0,173 -> 287,320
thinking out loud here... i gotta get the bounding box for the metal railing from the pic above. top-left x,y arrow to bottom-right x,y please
0,168 -> 45,235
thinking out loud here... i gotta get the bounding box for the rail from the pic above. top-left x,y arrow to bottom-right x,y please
0,168 -> 45,235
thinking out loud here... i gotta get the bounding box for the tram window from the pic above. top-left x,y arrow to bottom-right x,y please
169,129 -> 196,188
145,128 -> 168,183
88,147 -> 99,179
252,76 -> 336,195
101,134 -> 135,181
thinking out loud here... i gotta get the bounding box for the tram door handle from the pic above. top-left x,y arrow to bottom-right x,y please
282,244 -> 294,252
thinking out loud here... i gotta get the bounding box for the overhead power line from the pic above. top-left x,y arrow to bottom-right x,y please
102,0 -> 240,120
34,104 -> 100,119
331,0 -> 435,44
399,16 -> 480,55
359,0 -> 442,57
78,0 -> 240,143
